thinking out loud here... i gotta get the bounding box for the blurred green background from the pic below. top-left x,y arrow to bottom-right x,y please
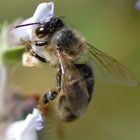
0,0 -> 140,140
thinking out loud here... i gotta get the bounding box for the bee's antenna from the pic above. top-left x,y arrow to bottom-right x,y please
15,22 -> 41,28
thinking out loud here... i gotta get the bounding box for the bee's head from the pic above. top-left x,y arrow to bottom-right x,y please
15,17 -> 64,39
35,17 -> 64,38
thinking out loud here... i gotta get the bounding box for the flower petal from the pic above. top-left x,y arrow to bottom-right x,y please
32,2 -> 54,23
5,108 -> 44,140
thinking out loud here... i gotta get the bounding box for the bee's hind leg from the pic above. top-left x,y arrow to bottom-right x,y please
42,90 -> 58,104
40,68 -> 62,105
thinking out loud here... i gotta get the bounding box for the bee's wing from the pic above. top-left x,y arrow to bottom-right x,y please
56,49 -> 90,104
86,42 -> 137,86
56,50 -> 81,76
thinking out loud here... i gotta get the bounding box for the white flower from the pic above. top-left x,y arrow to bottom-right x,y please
5,108 -> 44,140
135,0 -> 140,10
12,2 -> 54,44
32,2 -> 54,23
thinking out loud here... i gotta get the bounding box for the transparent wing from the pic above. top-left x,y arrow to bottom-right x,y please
56,49 -> 82,77
56,50 -> 89,96
86,42 -> 137,86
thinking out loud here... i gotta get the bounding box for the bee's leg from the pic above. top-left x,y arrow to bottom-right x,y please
42,68 -> 62,105
20,39 -> 47,66
34,40 -> 48,46
56,68 -> 62,89
42,90 -> 58,104
29,50 -> 47,63
22,49 -> 48,67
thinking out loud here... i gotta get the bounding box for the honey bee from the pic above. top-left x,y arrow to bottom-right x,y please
15,2 -> 136,122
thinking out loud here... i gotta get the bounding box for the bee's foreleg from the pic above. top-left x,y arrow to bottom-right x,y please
29,50 -> 47,63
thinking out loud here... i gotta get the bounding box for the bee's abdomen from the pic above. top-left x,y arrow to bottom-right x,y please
56,64 -> 94,122
57,95 -> 78,122
75,64 -> 94,101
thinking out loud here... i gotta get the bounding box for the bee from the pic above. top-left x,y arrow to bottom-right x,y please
15,2 -> 136,122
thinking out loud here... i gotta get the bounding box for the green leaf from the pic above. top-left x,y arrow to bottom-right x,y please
2,46 -> 25,65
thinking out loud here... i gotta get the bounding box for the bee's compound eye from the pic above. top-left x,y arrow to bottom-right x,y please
38,27 -> 44,32
35,27 -> 46,36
